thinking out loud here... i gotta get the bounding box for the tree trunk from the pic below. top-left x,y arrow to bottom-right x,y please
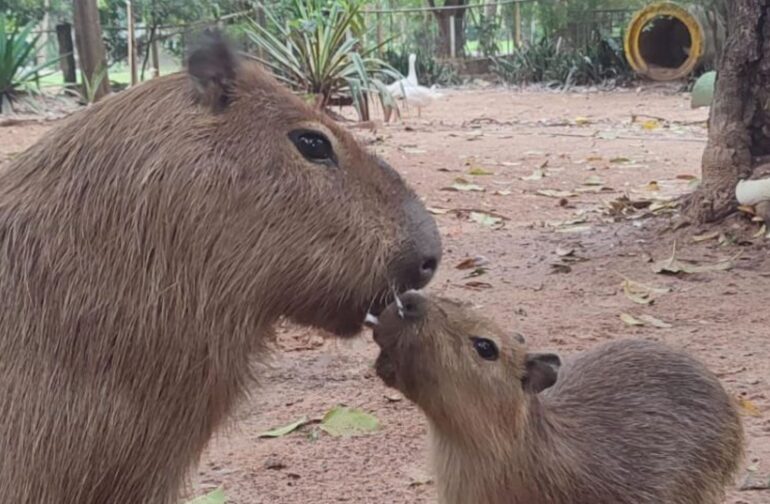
73,0 -> 110,102
56,23 -> 77,88
686,0 -> 770,223
429,0 -> 467,57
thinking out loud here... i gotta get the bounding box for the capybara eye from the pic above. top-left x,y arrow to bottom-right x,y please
288,129 -> 336,165
470,337 -> 499,361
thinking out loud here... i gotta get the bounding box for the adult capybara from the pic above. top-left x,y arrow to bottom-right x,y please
373,292 -> 744,504
0,31 -> 441,503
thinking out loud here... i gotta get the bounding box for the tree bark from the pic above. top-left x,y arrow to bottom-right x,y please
56,23 -> 77,87
428,0 -> 468,58
686,0 -> 770,223
73,0 -> 111,102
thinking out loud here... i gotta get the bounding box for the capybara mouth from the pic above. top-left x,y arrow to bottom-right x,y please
374,351 -> 397,387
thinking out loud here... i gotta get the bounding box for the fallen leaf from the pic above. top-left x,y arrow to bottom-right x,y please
468,166 -> 494,176
320,406 -> 379,437
384,391 -> 403,402
494,189 -> 512,196
574,116 -> 592,126
258,417 -> 310,438
427,207 -> 450,215
455,256 -> 488,270
470,211 -> 504,228
609,156 -> 631,164
536,189 -> 577,199
643,181 -> 661,192
737,397 -> 762,417
443,180 -> 485,192
676,174 -> 698,181
620,313 -> 644,326
555,247 -> 575,257
753,224 -> 767,238
463,281 -> 493,290
652,250 -> 737,275
621,279 -> 671,305
186,488 -> 226,504
637,314 -> 673,329
692,231 -> 721,243
521,168 -> 546,181
583,175 -> 605,186
641,119 -> 661,130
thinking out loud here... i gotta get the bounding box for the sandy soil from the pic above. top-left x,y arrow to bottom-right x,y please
2,86 -> 768,504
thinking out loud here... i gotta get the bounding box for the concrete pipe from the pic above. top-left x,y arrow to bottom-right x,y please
624,2 -> 708,81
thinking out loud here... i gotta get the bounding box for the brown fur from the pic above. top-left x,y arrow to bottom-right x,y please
374,293 -> 744,504
0,32 -> 440,503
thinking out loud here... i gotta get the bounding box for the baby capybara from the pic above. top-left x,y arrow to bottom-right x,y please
0,31 -> 441,503
373,292 -> 744,504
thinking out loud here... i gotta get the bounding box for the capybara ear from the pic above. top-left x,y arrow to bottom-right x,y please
523,353 -> 561,393
186,28 -> 238,111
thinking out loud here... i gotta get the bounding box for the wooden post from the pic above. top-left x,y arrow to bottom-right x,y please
514,1 -> 522,47
56,23 -> 77,87
127,0 -> 138,85
450,15 -> 456,58
150,35 -> 160,78
73,0 -> 110,101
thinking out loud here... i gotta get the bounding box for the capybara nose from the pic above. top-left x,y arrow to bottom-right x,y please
398,291 -> 425,320
395,199 -> 442,290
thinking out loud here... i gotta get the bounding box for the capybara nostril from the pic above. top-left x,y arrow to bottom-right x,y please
420,257 -> 438,279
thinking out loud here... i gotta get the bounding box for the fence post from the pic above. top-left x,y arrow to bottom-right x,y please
127,0 -> 138,85
150,35 -> 160,78
450,15 -> 456,58
56,23 -> 77,87
514,1 -> 522,47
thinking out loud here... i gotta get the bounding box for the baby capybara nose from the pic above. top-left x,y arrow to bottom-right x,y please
398,291 -> 426,320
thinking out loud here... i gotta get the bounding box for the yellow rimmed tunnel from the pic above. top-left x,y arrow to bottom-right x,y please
624,2 -> 705,81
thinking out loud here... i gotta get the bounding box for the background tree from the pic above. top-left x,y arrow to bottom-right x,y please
73,0 -> 110,101
685,0 -> 770,223
427,0 -> 468,57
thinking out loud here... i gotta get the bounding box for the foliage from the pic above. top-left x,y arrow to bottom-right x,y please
469,10 -> 500,58
243,0 -> 400,120
0,13 -> 59,113
493,35 -> 633,88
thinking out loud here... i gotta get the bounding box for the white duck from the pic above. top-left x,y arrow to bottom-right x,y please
386,53 -> 442,118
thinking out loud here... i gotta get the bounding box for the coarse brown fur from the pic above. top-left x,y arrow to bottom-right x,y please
0,32 -> 440,503
373,293 -> 745,504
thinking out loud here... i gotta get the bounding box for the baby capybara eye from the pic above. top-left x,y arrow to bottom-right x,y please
471,337 -> 499,361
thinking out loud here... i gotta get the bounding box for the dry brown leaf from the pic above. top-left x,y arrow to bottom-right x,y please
468,166 -> 494,176
692,231 -> 721,243
536,189 -> 578,199
464,281 -> 493,290
620,313 -> 644,326
521,168 -> 546,181
427,207 -> 450,215
737,397 -> 762,417
637,314 -> 672,329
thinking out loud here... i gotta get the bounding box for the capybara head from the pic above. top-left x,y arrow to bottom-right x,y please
373,292 -> 559,421
76,30 -> 439,337
181,31 -> 442,335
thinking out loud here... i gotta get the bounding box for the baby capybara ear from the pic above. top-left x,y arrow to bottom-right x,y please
523,353 -> 561,393
186,28 -> 238,111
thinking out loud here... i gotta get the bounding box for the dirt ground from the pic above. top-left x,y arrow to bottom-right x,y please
2,86 -> 768,504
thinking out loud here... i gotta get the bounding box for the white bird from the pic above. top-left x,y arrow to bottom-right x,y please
386,53 -> 443,118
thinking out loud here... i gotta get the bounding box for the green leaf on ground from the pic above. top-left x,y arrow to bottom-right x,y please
320,406 -> 380,437
186,487 -> 226,504
258,417 -> 310,438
